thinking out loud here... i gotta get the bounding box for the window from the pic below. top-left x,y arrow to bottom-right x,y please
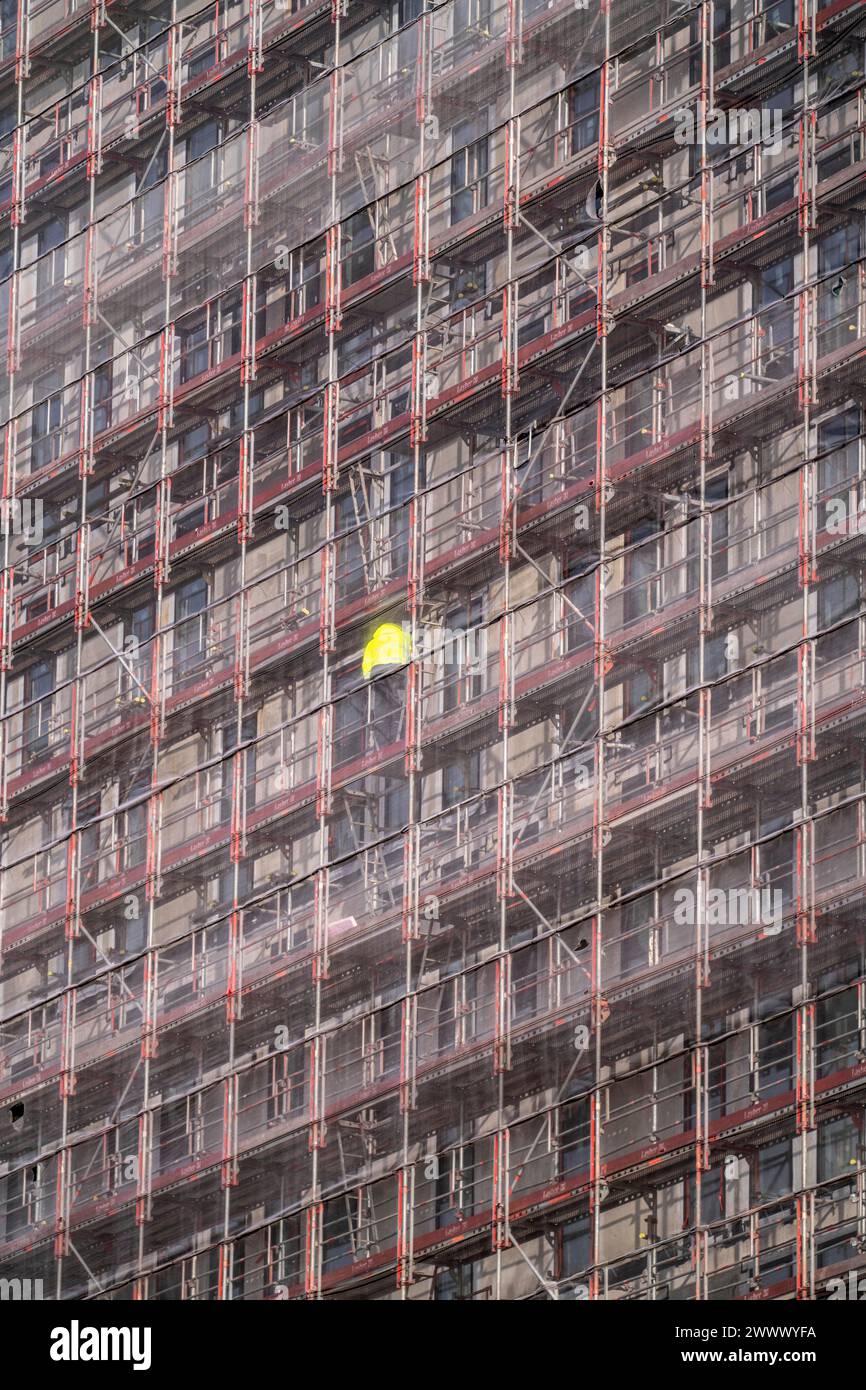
442,595 -> 484,712
218,294 -> 243,363
818,142 -> 854,182
35,216 -> 67,299
184,120 -> 221,216
568,71 -> 600,154
120,771 -> 150,871
286,241 -> 322,319
757,257 -> 794,376
816,988 -> 857,1079
159,1097 -> 200,1170
371,672 -> 404,752
563,553 -> 595,656
517,266 -> 554,349
322,1199 -> 353,1272
624,667 -> 654,721
0,127 -> 12,207
433,1263 -> 475,1300
817,407 -> 860,529
707,1038 -> 729,1119
690,0 -> 730,81
443,752 -> 480,808
386,454 -> 414,576
175,496 -> 206,539
89,365 -> 112,443
819,223 -> 861,354
187,41 -> 217,80
212,860 -> 252,912
559,1094 -> 591,1176
817,1116 -> 858,1183
120,600 -> 154,706
376,1001 -> 402,1078
437,973 -> 478,1053
819,572 -> 859,631
451,115 -> 488,225
760,258 -> 794,303
0,0 -> 16,60
382,780 -> 409,834
764,81 -> 795,123
336,320 -> 374,379
623,371 -> 656,457
180,422 -> 211,465
396,0 -> 422,69
267,1047 -> 306,1121
335,489 -> 364,601
179,314 -> 209,383
816,1230 -> 859,1270
187,119 -> 219,162
819,222 -> 861,275
77,793 -> 103,893
218,714 -> 257,824
514,431 -> 545,507
25,657 -> 54,759
118,901 -> 147,956
758,1013 -> 792,1098
343,208 -> 375,285
761,0 -> 794,40
752,1139 -> 792,1209
625,520 -> 658,623
683,1159 -> 728,1232
3,1168 -> 38,1240
758,833 -> 793,911
684,473 -> 728,595
620,895 -> 652,976
229,386 -> 263,433
817,570 -> 860,664
31,373 -> 64,471
39,132 -> 67,179
759,1248 -> 794,1284
134,145 -> 168,246
333,681 -> 367,766
560,1215 -> 591,1279
765,176 -> 795,211
434,1142 -> 476,1229
692,633 -> 733,692
174,575 -> 208,673
511,943 -> 538,1021
330,797 -> 366,860
455,0 -> 491,28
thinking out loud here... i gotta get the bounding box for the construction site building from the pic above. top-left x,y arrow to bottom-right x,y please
1,0 -> 866,1301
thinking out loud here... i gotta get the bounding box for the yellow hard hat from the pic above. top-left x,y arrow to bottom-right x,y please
362,622 -> 410,680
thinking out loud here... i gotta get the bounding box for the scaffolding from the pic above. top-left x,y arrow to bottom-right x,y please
0,0 -> 866,1301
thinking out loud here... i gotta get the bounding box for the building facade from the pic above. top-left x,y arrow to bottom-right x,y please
1,0 -> 866,1300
